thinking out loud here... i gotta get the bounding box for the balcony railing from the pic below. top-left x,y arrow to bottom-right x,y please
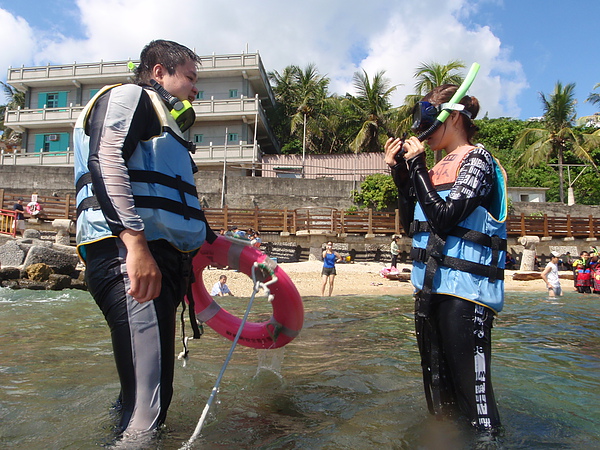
7,54 -> 262,84
4,106 -> 84,127
0,143 -> 261,167
1,190 -> 599,240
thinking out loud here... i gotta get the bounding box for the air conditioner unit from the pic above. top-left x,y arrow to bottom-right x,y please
48,134 -> 59,141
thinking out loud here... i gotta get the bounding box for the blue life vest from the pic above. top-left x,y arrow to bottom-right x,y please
410,145 -> 508,313
74,84 -> 207,260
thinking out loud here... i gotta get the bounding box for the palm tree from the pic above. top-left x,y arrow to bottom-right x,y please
586,83 -> 600,107
269,64 -> 329,155
413,60 -> 465,96
514,81 -> 600,202
348,70 -> 397,153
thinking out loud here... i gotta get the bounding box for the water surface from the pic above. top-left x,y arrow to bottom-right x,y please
0,287 -> 598,449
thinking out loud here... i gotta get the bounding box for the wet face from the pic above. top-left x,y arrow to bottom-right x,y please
154,59 -> 199,102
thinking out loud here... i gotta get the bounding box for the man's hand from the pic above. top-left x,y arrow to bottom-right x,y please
120,229 -> 162,303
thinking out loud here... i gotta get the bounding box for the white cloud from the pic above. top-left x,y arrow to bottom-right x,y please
0,0 -> 527,118
0,9 -> 37,74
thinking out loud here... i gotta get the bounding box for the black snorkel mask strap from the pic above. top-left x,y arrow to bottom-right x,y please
149,79 -> 196,133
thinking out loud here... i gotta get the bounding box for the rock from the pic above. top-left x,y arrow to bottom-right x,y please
15,279 -> 49,290
0,267 -> 21,281
1,280 -> 20,289
70,278 -> 88,291
47,274 -> 72,290
26,263 -> 54,281
23,229 -> 42,240
55,229 -> 71,246
23,245 -> 79,275
0,240 -> 25,267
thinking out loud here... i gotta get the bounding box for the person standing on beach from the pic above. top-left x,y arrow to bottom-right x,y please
12,198 -> 25,237
321,241 -> 341,296
541,251 -> 562,297
384,84 -> 506,433
74,40 -> 215,440
390,236 -> 400,268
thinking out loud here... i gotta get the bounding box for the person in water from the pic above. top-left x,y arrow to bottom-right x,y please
74,40 -> 215,439
384,84 -> 505,432
321,241 -> 342,296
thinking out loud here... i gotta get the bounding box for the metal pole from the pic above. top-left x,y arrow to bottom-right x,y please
221,127 -> 228,208
252,94 -> 259,177
302,113 -> 306,178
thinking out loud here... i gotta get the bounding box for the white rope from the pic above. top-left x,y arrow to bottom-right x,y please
180,262 -> 278,449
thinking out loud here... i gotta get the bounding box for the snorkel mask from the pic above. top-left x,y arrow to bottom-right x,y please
411,101 -> 473,134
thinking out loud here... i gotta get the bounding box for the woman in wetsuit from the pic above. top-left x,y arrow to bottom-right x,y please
384,84 -> 506,433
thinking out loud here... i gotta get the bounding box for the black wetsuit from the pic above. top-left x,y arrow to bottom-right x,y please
392,146 -> 502,431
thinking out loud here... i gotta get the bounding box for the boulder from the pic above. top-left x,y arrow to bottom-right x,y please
23,245 -> 79,275
47,274 -> 72,290
0,240 -> 25,267
23,228 -> 42,240
14,279 -> 49,290
26,263 -> 54,281
0,267 -> 21,281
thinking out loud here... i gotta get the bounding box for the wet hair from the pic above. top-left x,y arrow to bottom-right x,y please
134,39 -> 201,85
422,84 -> 480,142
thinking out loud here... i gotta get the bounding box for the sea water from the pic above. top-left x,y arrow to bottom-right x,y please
0,286 -> 598,449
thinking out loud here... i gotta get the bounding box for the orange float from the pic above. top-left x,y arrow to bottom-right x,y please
187,235 -> 304,349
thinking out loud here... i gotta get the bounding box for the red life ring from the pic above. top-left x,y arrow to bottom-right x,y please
187,235 -> 304,349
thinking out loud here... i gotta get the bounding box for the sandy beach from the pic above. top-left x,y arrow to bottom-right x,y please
201,260 -> 552,299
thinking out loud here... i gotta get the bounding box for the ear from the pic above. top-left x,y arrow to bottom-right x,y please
152,64 -> 167,82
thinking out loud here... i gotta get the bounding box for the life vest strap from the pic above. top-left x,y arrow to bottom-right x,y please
410,247 -> 505,281
409,220 -> 507,252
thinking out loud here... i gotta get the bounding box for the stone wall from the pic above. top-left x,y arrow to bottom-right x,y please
1,164 -> 597,214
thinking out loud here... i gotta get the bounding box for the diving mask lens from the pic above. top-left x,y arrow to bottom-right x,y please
411,101 -> 439,133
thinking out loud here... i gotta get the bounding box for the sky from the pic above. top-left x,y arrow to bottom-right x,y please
0,0 -> 598,121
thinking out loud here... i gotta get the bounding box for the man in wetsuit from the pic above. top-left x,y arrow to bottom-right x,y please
74,40 -> 215,440
384,84 -> 505,433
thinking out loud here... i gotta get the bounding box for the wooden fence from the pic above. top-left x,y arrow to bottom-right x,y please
1,189 -> 598,239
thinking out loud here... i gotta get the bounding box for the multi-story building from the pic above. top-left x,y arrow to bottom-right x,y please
3,53 -> 280,172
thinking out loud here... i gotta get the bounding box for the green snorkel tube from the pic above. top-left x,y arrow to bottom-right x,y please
416,62 -> 480,141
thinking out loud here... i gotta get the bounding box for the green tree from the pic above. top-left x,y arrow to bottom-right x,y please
413,60 -> 466,96
348,70 -> 397,153
0,81 -> 25,146
268,64 -> 330,156
586,82 -> 600,107
352,173 -> 398,210
514,81 -> 600,202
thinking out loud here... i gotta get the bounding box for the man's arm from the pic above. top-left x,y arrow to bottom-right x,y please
86,85 -> 162,303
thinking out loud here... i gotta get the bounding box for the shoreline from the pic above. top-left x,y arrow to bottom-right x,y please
201,260 -> 559,299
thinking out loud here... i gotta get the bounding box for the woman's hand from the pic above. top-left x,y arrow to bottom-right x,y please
384,137 -> 405,167
401,136 -> 426,160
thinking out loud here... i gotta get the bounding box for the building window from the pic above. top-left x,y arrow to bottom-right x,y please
194,134 -> 203,143
228,133 -> 238,142
229,89 -> 238,98
196,91 -> 204,100
46,93 -> 59,108
520,194 -> 530,202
